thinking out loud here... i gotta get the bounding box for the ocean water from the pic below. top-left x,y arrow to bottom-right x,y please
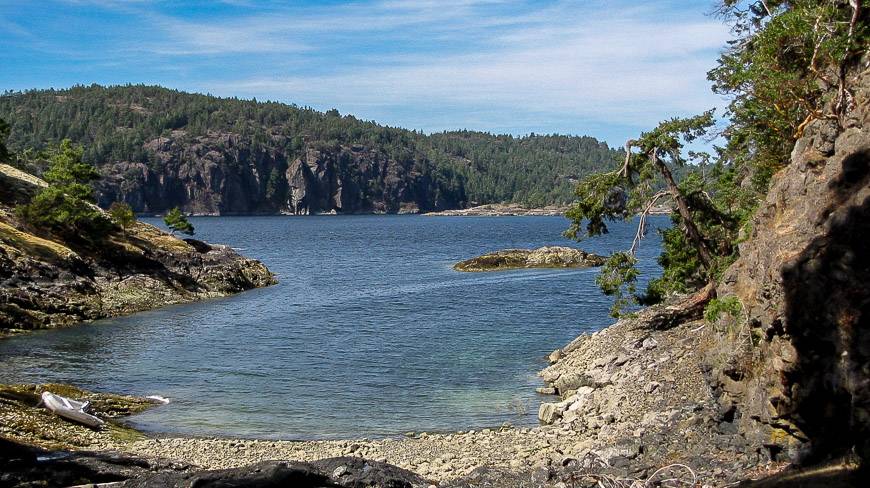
0,215 -> 666,439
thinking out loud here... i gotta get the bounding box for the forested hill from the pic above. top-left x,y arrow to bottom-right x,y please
0,85 -> 618,215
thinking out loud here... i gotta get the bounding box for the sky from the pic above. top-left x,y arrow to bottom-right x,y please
0,0 -> 732,146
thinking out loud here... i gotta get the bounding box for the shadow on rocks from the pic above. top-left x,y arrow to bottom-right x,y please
128,457 -> 432,488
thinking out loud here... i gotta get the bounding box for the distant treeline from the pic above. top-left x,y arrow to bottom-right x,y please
0,85 -> 620,208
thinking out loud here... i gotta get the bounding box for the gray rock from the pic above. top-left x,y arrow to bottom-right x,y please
538,403 -> 562,424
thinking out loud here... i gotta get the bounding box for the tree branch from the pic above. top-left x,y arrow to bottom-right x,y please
836,0 -> 862,119
619,139 -> 637,178
630,190 -> 669,256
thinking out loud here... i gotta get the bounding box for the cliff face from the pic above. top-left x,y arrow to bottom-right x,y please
284,146 -> 447,215
0,163 -> 276,331
96,131 -> 461,215
708,65 -> 870,463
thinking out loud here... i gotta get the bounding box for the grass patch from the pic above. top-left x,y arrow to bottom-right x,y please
0,221 -> 77,262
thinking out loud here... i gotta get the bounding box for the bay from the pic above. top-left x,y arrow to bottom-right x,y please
0,215 -> 666,439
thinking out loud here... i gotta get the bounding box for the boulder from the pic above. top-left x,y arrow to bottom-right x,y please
539,402 -> 563,424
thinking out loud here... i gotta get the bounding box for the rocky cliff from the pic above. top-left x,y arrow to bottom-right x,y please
96,131 -> 460,216
706,62 -> 870,464
0,163 -> 275,331
0,85 -> 620,216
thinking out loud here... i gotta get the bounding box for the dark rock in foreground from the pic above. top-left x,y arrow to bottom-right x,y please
454,246 -> 606,272
130,458 -> 431,488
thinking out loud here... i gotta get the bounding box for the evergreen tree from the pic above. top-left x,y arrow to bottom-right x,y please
108,201 -> 136,229
164,207 -> 194,236
16,140 -> 112,240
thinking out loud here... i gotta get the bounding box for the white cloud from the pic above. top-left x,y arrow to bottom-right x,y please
9,0 -> 731,141
200,2 -> 731,138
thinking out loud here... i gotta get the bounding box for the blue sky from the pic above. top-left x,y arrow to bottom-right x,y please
0,0 -> 731,146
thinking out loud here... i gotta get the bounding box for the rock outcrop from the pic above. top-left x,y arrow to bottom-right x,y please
454,246 -> 606,272
704,63 -> 870,464
0,163 -> 275,331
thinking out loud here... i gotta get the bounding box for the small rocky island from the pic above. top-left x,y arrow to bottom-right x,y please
454,246 -> 606,272
425,203 -> 570,217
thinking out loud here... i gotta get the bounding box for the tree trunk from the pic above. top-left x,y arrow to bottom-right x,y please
653,152 -> 715,270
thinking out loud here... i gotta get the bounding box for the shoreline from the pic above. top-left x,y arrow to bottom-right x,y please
1,293 -> 792,485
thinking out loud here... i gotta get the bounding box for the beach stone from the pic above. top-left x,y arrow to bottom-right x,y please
538,403 -> 562,424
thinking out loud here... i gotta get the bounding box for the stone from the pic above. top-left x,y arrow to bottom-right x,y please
538,403 -> 562,424
531,466 -> 552,484
548,349 -> 563,363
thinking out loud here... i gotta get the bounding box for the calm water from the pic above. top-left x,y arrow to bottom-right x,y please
0,215 -> 666,439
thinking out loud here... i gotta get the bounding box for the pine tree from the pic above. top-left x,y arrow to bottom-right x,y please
164,207 -> 194,236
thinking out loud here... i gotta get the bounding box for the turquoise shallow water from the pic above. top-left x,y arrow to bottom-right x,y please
0,215 -> 666,439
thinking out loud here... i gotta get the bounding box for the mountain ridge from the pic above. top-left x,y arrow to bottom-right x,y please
0,85 -> 620,215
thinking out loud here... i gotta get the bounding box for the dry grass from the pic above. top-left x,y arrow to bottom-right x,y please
0,221 -> 78,261
0,163 -> 48,188
128,221 -> 193,253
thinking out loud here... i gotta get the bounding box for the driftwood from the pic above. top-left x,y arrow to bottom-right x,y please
634,283 -> 715,331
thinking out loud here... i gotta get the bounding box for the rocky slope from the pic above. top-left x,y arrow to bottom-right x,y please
454,246 -> 606,272
0,163 -> 275,331
535,61 -> 870,478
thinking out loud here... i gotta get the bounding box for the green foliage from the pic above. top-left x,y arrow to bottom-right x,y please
565,113 -> 717,316
596,252 -> 639,318
565,112 -> 715,242
16,187 -> 112,239
704,296 -> 743,323
564,172 -> 623,239
0,85 -> 620,209
0,118 -> 10,163
164,207 -> 194,236
567,1 -> 867,317
16,139 -> 112,240
108,201 -> 136,229
42,140 -> 101,201
710,0 -> 868,192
